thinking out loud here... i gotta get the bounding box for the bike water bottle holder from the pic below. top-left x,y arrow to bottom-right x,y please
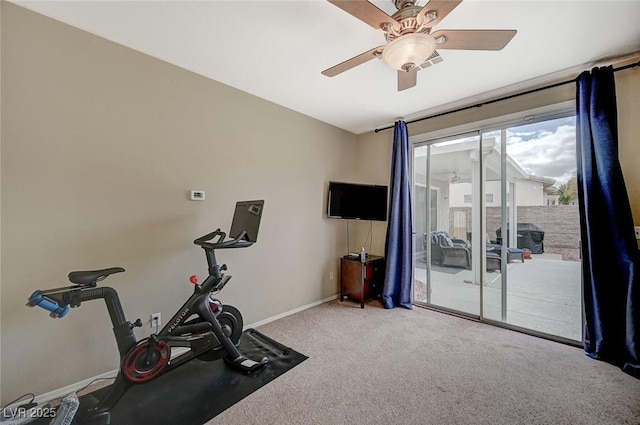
213,275 -> 232,291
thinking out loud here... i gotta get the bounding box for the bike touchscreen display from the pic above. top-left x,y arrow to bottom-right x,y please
229,200 -> 264,242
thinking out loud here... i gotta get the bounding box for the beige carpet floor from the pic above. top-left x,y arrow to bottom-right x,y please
206,299 -> 640,425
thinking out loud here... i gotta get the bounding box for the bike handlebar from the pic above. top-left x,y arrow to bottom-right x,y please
193,228 -> 253,250
27,291 -> 70,318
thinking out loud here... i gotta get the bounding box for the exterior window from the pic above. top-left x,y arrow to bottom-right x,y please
464,194 -> 472,204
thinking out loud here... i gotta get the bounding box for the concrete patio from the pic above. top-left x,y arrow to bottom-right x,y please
414,253 -> 582,341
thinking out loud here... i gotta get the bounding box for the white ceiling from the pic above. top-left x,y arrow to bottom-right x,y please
11,0 -> 640,134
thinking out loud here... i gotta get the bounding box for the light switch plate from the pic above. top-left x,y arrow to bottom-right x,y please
635,226 -> 640,240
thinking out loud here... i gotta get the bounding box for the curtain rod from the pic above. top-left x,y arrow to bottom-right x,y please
374,60 -> 640,133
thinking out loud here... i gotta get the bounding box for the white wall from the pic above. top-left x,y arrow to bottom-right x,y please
1,3 -> 358,403
448,179 -> 545,208
448,182 -> 472,207
514,180 -> 545,206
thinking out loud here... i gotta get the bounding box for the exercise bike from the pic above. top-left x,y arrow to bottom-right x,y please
26,200 -> 268,424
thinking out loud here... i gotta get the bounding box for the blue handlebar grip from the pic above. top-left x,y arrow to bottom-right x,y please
27,291 -> 70,318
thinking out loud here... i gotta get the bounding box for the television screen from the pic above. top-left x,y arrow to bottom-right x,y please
327,182 -> 388,221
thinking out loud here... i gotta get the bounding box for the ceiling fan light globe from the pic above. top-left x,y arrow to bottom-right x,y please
382,33 -> 436,72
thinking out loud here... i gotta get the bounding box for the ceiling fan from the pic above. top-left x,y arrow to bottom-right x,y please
322,0 -> 517,91
449,171 -> 470,184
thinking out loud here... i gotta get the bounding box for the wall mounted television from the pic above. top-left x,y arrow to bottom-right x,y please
327,181 -> 388,222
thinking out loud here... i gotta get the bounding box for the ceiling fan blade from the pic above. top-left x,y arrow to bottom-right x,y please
398,68 -> 418,91
431,29 -> 517,50
328,0 -> 399,32
417,0 -> 463,28
322,46 -> 385,77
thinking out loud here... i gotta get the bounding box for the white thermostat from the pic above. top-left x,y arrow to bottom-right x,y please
190,190 -> 205,201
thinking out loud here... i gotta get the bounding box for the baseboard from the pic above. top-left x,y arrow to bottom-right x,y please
22,369 -> 119,408
245,294 -> 338,329
24,295 -> 337,407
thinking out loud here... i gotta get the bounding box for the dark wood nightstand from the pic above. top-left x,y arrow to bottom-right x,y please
340,255 -> 385,308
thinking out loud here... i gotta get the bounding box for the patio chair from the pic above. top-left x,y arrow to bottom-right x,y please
486,252 -> 502,271
426,231 -> 471,269
487,243 -> 525,263
459,238 -> 502,271
425,232 -> 505,272
466,231 -> 524,264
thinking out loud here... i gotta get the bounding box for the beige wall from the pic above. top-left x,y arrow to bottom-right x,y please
0,3 -> 358,402
351,131 -> 392,255
357,66 -> 640,250
617,68 -> 640,248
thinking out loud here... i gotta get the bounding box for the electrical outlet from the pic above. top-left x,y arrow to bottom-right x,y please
151,313 -> 161,328
635,226 -> 640,240
329,271 -> 335,281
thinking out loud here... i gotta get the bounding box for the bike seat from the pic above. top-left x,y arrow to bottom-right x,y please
68,267 -> 125,285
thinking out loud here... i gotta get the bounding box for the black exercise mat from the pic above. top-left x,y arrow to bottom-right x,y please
38,329 -> 307,425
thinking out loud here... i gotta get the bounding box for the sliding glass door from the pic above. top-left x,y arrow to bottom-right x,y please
413,133 -> 481,316
413,114 -> 583,342
481,117 -> 582,341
